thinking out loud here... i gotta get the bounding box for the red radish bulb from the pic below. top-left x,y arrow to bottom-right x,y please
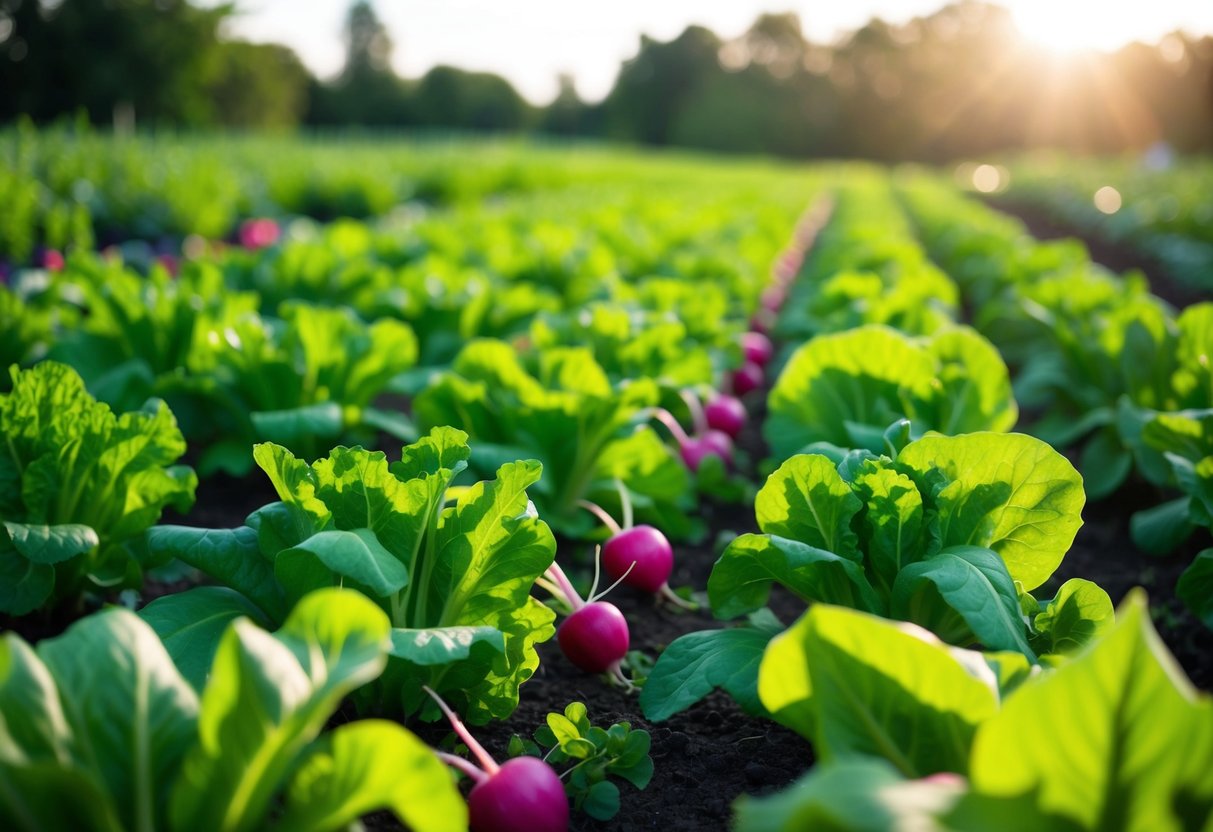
42,249 -> 65,271
731,361 -> 765,397
705,394 -> 746,438
557,601 -> 630,673
742,331 -> 774,367
602,525 -> 673,593
239,218 -> 280,250
680,429 -> 734,472
468,756 -> 570,832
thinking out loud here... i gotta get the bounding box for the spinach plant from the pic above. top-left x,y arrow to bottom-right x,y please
141,427 -> 557,724
641,428 -> 1108,722
0,361 -> 196,616
0,588 -> 465,832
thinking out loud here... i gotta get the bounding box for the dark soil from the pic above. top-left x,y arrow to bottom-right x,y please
986,198 -> 1209,309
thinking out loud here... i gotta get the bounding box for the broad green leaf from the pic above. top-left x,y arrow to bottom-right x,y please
891,545 -> 1036,659
1,522 -> 99,564
145,525 -> 285,621
249,402 -> 344,447
970,591 -> 1213,830
0,546 -> 54,615
170,589 -> 391,832
0,634 -> 75,767
766,326 -> 932,458
387,626 -> 504,665
583,780 -> 621,821
1177,549 -> 1213,630
734,758 -> 965,832
754,454 -> 862,558
919,327 -> 1018,436
898,433 -> 1084,591
276,720 -> 465,832
139,587 -> 274,691
709,534 -> 881,620
0,762 -> 126,832
851,462 -> 926,593
758,605 -> 998,776
640,621 -> 780,722
1130,497 -> 1196,556
37,609 -> 199,832
276,528 -> 409,602
1031,578 -> 1115,655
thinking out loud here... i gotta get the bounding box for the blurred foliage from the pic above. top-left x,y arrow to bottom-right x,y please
1,0 -> 1211,159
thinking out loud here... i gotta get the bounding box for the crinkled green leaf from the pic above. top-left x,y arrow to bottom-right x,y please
897,433 -> 1084,591
754,454 -> 862,558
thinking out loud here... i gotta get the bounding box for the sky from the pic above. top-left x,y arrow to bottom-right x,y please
215,0 -> 1213,104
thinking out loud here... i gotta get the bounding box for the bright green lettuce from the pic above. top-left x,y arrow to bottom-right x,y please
643,430 -> 1100,723
0,361 -> 196,615
141,427 -> 556,723
734,593 -> 1213,832
177,301 -> 419,476
414,338 -> 695,538
765,325 -> 1017,461
0,588 -> 464,832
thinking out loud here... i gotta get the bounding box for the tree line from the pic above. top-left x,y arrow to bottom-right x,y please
2,0 -> 1211,160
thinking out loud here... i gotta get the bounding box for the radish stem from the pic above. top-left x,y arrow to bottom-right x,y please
660,583 -> 698,610
576,499 -> 621,536
614,478 -> 634,531
646,407 -> 691,445
545,562 -> 585,611
680,388 -> 709,435
435,750 -> 489,784
422,685 -> 500,775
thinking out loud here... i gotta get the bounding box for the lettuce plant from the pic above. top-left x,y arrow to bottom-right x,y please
0,283 -> 53,387
0,588 -> 465,832
765,325 -> 1017,461
737,594 -> 1213,831
0,361 -> 196,616
47,257 -> 258,413
641,429 -> 1107,722
140,427 -> 556,724
414,338 -> 695,538
176,301 -> 419,475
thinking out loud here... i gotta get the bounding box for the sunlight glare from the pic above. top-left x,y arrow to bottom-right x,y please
1011,2 -> 1136,54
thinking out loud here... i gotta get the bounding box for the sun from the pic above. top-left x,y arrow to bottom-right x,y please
1009,1 -> 1134,55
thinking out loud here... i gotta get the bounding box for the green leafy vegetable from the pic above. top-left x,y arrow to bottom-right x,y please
0,588 -> 464,832
141,427 -> 556,724
0,361 -> 196,615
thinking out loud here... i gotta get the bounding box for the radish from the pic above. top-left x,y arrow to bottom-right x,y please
576,485 -> 694,610
741,331 -> 774,367
41,249 -> 65,272
541,558 -> 635,688
425,687 -> 569,832
705,394 -> 746,438
731,361 -> 765,397
648,404 -> 734,472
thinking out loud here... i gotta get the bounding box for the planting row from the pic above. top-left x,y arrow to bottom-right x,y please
2,155 -> 1210,831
